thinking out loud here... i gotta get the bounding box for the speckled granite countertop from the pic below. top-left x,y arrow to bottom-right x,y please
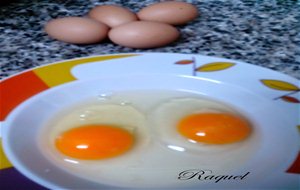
0,0 -> 299,80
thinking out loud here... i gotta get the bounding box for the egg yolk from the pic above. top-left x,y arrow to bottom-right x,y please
177,113 -> 251,144
55,125 -> 134,160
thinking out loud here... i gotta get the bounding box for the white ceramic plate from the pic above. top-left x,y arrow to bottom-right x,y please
1,53 -> 299,189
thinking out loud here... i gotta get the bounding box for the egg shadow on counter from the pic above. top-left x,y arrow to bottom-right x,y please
105,35 -> 182,50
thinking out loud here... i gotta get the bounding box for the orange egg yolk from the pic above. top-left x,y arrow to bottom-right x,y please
177,113 -> 251,144
55,125 -> 134,160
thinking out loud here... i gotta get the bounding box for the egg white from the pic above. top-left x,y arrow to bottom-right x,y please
39,90 -> 261,188
149,97 -> 255,153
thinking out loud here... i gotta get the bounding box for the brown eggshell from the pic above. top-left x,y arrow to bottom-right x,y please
108,21 -> 180,49
45,17 -> 109,44
88,5 -> 138,28
137,1 -> 198,25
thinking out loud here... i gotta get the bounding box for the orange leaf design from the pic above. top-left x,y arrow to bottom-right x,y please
287,151 -> 300,174
281,96 -> 300,103
261,80 -> 300,91
175,60 -> 194,65
196,62 -> 235,72
286,126 -> 300,174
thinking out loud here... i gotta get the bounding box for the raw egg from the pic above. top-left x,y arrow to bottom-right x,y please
41,90 -> 259,188
48,101 -> 148,161
45,17 -> 109,44
55,124 -> 134,160
177,113 -> 251,144
108,21 -> 180,48
88,5 -> 138,28
138,1 -> 198,25
149,97 -> 254,154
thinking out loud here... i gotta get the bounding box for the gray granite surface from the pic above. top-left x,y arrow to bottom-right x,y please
0,0 -> 299,80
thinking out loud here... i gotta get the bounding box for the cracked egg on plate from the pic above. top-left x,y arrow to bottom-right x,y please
2,74 -> 291,189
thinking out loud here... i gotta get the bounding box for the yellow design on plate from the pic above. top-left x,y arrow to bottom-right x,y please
0,140 -> 12,169
33,54 -> 138,87
261,79 -> 300,91
196,62 -> 235,72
